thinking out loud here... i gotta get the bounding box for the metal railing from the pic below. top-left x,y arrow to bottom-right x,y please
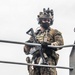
0,40 -> 75,75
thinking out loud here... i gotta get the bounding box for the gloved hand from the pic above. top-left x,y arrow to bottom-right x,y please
51,42 -> 58,46
41,42 -> 48,48
26,57 -> 31,63
51,42 -> 58,51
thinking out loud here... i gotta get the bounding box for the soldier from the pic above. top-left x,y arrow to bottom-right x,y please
24,8 -> 64,75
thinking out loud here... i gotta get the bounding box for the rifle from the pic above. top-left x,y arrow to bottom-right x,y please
26,28 -> 47,64
26,28 -> 53,75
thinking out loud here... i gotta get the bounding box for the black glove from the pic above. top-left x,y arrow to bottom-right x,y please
41,42 -> 48,48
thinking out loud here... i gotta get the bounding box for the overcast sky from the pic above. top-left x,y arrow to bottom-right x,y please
0,0 -> 75,75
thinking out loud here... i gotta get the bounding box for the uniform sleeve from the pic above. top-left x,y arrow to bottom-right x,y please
24,37 -> 34,55
24,44 -> 31,55
53,29 -> 64,47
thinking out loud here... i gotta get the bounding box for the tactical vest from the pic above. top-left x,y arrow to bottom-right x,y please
36,28 -> 55,44
35,28 -> 60,65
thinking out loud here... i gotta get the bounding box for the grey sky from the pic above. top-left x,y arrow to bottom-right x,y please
0,0 -> 75,75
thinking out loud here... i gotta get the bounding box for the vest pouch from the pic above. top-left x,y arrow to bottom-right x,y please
51,51 -> 59,65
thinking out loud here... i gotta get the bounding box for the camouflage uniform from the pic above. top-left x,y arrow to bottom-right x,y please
24,27 -> 64,75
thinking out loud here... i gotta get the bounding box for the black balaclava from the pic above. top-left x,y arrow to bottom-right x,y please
40,22 -> 50,30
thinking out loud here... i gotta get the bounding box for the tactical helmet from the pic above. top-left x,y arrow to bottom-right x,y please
37,8 -> 54,25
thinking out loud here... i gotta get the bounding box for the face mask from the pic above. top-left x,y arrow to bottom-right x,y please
41,22 -> 50,30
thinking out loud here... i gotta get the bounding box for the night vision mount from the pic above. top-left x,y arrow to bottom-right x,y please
43,8 -> 53,17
